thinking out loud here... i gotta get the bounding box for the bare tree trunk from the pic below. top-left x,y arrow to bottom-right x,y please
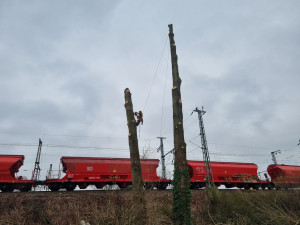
124,88 -> 147,224
168,24 -> 191,225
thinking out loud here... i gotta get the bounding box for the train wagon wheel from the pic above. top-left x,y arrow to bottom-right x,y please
190,183 -> 203,189
118,182 -> 129,189
65,184 -> 76,191
49,183 -> 60,192
78,183 -> 88,189
19,184 -> 32,192
1,184 -> 14,192
144,182 -> 154,190
237,184 -> 244,189
252,184 -> 259,190
225,184 -> 233,188
95,183 -> 106,189
157,183 -> 168,190
189,183 -> 196,189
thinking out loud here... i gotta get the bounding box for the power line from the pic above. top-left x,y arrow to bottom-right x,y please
0,143 -> 38,147
0,131 -> 162,145
159,48 -> 170,136
160,112 -> 195,136
188,134 -> 200,142
284,153 -> 300,159
0,142 -> 128,151
1,141 -> 295,157
0,142 -> 298,162
143,36 -> 168,112
0,131 -> 129,140
209,143 -> 276,151
209,152 -> 269,157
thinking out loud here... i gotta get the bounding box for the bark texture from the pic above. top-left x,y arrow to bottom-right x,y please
168,24 -> 191,225
124,88 -> 147,224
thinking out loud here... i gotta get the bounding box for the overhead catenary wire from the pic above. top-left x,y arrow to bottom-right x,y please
0,132 -> 164,144
0,140 -> 296,156
188,134 -> 201,142
0,130 -> 131,140
284,152 -> 300,159
159,47 -> 170,136
0,140 -> 298,165
0,143 -> 128,151
143,36 -> 168,112
160,112 -> 195,137
281,145 -> 300,159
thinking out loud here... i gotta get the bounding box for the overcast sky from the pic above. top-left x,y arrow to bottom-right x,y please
0,1 -> 299,179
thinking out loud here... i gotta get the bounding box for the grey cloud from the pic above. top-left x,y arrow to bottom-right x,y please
0,0 -> 299,176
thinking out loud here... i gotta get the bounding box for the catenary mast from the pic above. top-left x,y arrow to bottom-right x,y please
193,107 -> 214,187
32,138 -> 42,181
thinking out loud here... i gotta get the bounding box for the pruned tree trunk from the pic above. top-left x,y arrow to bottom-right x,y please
168,24 -> 191,225
124,88 -> 147,224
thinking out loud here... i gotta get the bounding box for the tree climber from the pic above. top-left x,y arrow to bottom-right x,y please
134,111 -> 143,126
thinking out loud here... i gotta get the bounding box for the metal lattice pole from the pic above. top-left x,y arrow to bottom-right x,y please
271,150 -> 281,165
193,107 -> 214,187
47,164 -> 53,179
32,138 -> 42,181
157,137 -> 167,179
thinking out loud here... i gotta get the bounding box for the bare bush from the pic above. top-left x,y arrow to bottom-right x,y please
0,190 -> 299,225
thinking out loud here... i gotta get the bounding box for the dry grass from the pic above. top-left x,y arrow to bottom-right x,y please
203,188 -> 300,225
0,189 -> 299,225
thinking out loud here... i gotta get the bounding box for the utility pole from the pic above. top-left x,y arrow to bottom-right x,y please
157,137 -> 167,179
168,24 -> 191,225
271,150 -> 281,165
193,107 -> 214,187
124,88 -> 146,225
32,138 -> 42,181
47,164 -> 53,179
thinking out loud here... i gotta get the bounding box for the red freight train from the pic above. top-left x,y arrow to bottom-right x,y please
1,154 -> 300,192
188,161 -> 268,190
0,155 -> 33,192
267,164 -> 300,189
45,157 -> 170,191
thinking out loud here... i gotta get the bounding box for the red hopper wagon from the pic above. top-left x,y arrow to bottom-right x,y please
0,155 -> 33,192
45,157 -> 170,191
188,161 -> 268,190
267,164 -> 300,189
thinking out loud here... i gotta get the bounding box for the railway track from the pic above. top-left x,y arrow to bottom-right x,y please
1,187 -> 299,197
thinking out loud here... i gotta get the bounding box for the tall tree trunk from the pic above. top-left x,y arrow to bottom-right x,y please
168,24 -> 191,225
124,88 -> 147,224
